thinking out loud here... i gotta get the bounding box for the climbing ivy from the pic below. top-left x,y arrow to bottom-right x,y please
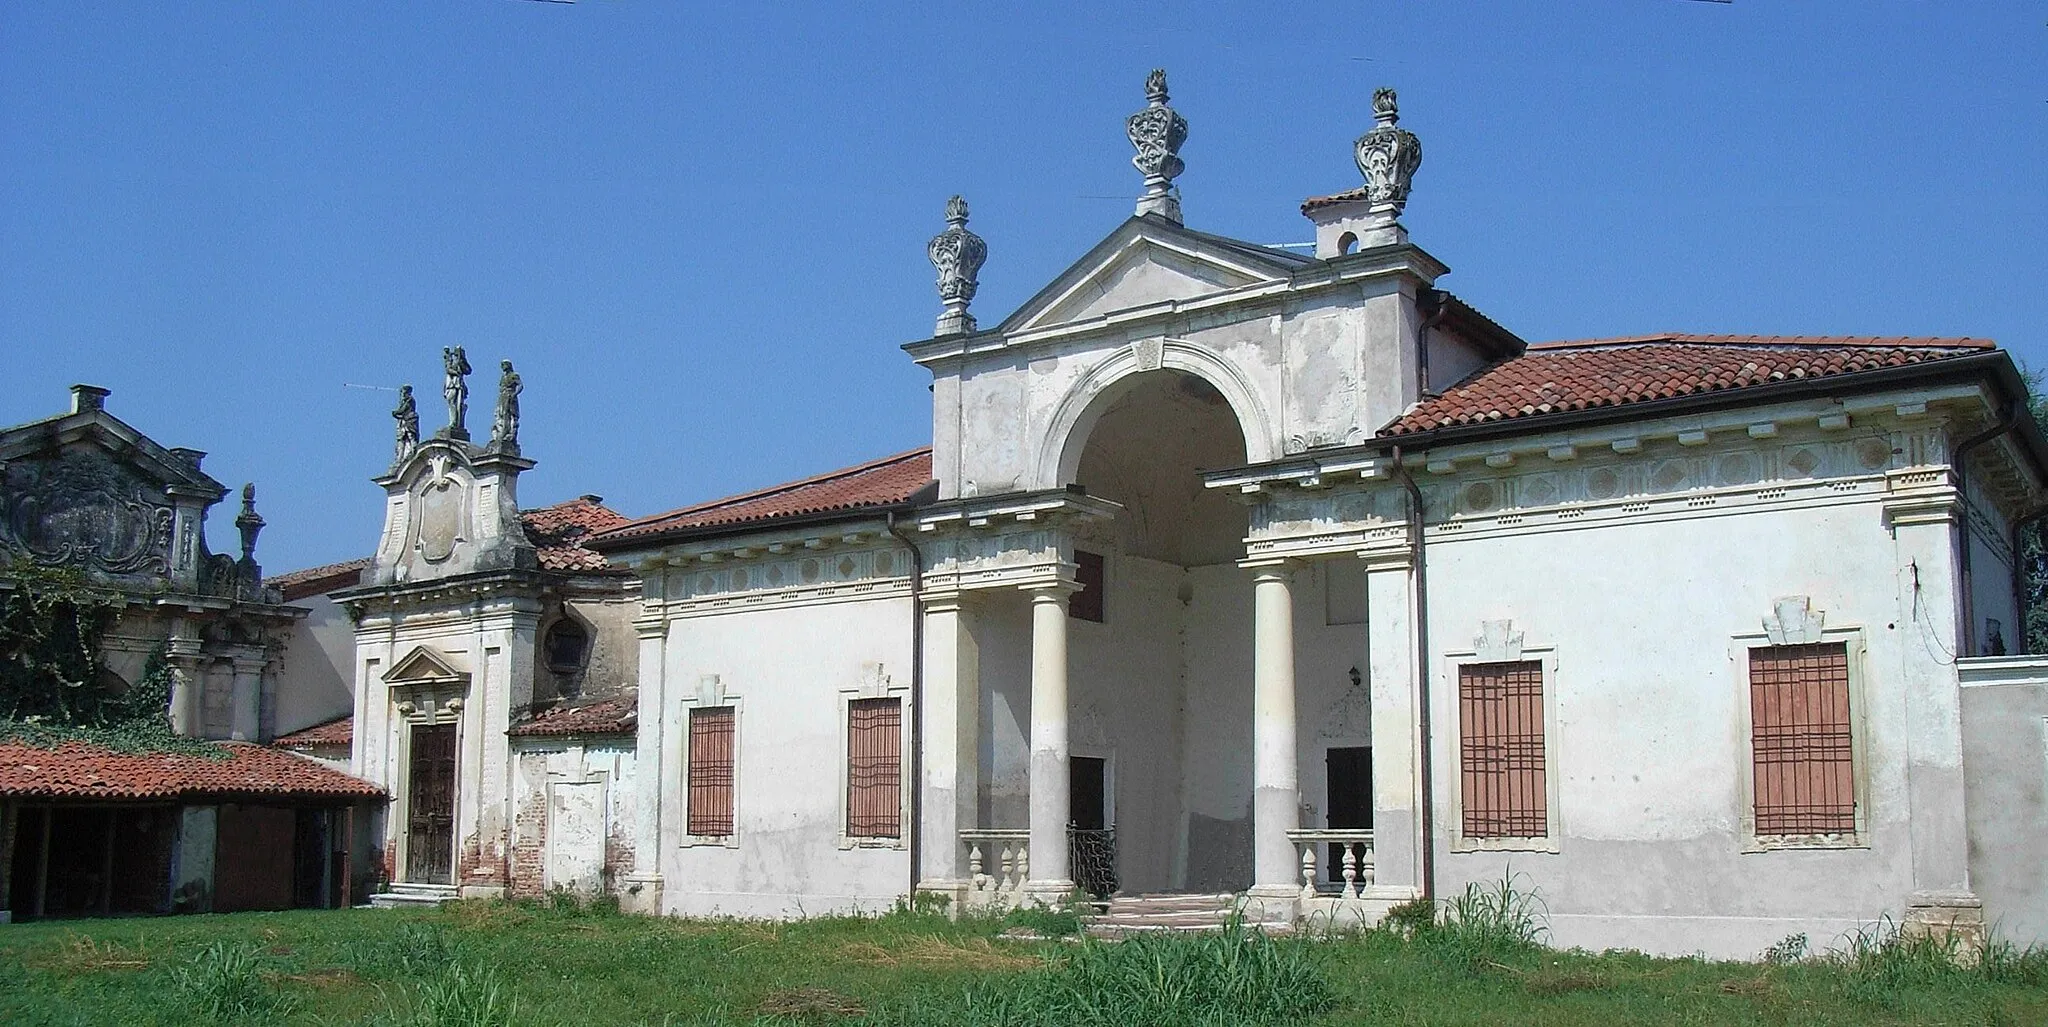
0,568 -> 222,756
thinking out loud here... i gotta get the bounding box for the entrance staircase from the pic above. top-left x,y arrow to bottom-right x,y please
366,883 -> 460,909
1081,893 -> 1291,939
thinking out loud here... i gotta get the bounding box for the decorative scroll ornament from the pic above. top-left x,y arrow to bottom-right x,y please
1353,87 -> 1422,215
392,384 -> 419,467
927,195 -> 987,336
1126,69 -> 1188,223
0,451 -> 173,578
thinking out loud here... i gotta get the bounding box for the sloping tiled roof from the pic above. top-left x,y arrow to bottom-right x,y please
273,716 -> 352,749
1380,335 -> 1992,438
593,448 -> 933,547
1300,186 -> 1373,213
0,740 -> 383,801
268,558 -> 371,602
522,496 -> 630,572
508,695 -> 637,738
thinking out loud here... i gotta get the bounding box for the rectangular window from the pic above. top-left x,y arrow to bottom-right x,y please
1070,550 -> 1106,622
1749,643 -> 1855,836
1458,660 -> 1547,839
846,698 -> 902,838
686,706 -> 735,837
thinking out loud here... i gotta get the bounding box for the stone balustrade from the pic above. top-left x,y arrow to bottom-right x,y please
959,829 -> 1030,909
1287,829 -> 1375,900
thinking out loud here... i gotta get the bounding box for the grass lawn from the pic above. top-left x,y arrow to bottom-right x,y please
1,896 -> 2043,1026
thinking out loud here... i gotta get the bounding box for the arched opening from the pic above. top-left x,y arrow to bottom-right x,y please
1337,231 -> 1359,256
543,615 -> 591,698
1050,369 -> 1256,894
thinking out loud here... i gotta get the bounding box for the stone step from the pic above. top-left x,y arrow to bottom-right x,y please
1104,893 -> 1238,913
366,884 -> 459,909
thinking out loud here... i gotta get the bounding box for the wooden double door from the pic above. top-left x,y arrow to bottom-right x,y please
406,724 -> 457,884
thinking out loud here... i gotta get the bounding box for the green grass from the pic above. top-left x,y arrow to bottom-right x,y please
1,894 -> 2044,1026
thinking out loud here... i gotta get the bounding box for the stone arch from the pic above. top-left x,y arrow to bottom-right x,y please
1036,339 -> 1276,490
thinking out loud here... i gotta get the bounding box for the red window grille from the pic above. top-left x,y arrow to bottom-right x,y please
847,698 -> 903,838
1069,550 -> 1105,623
686,707 -> 735,836
1749,643 -> 1856,836
1458,660 -> 1548,839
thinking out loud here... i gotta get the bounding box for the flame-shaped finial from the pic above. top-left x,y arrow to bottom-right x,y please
1126,69 -> 1188,223
928,195 -> 987,336
1355,87 -> 1422,216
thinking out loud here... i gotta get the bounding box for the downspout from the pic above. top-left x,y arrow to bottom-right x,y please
1416,290 -> 1450,399
884,510 -> 926,900
1390,444 -> 1435,901
1951,405 -> 2018,657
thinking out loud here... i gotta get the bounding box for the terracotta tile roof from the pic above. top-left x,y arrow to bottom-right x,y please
522,495 -> 630,572
593,448 -> 934,547
268,557 -> 371,602
508,695 -> 637,738
0,740 -> 383,801
273,716 -> 352,749
1381,335 -> 1991,438
1300,186 -> 1373,213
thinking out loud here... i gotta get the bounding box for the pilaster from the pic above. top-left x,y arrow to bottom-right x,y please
918,592 -> 982,887
1363,548 -> 1420,894
621,616 -> 667,914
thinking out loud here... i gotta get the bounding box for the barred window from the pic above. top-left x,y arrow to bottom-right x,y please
686,706 -> 735,837
1070,550 -> 1105,623
1458,660 -> 1547,839
847,698 -> 902,838
1750,643 -> 1856,836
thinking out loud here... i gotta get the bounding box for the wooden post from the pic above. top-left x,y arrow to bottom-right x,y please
33,808 -> 52,919
0,799 -> 16,921
98,809 -> 117,916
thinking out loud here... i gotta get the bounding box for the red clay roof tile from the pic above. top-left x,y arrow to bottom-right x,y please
594,448 -> 933,547
1380,335 -> 1987,438
508,695 -> 637,738
0,740 -> 383,801
273,716 -> 352,749
267,558 -> 371,602
522,496 -> 630,572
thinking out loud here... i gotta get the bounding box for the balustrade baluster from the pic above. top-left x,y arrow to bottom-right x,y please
1341,844 -> 1359,900
1299,844 -> 1318,901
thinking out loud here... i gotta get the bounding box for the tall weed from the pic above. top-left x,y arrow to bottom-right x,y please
343,921 -> 462,979
169,941 -> 296,1023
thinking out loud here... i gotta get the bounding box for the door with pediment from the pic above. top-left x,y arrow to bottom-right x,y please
406,724 -> 457,884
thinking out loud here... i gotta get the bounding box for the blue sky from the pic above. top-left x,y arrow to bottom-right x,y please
3,2 -> 2044,573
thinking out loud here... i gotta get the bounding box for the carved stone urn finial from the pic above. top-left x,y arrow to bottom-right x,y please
1126,68 -> 1188,224
235,482 -> 265,563
928,195 -> 987,336
1354,87 -> 1422,217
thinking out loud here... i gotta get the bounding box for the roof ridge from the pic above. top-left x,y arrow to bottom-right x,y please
610,446 -> 932,530
1531,333 -> 1991,351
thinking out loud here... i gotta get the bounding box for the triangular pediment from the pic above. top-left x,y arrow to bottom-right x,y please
999,216 -> 1309,335
385,645 -> 470,684
0,407 -> 224,498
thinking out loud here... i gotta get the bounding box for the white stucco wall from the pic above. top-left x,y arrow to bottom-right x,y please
278,594 -> 356,736
1960,658 -> 2048,947
655,593 -> 916,917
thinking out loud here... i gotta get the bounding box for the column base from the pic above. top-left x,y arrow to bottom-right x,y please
618,874 -> 664,916
1904,890 -> 1985,956
1241,884 -> 1300,927
1023,879 -> 1078,907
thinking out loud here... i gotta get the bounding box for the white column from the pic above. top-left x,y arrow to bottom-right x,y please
166,650 -> 202,737
1249,563 -> 1300,899
919,593 -> 980,888
229,655 -> 264,742
1025,585 -> 1074,898
1364,550 -> 1420,897
623,615 -> 667,914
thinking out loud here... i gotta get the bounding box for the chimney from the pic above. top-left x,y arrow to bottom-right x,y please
70,384 -> 111,414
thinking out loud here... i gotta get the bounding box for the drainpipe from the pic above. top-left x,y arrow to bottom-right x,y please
884,510 -> 926,900
1951,406 -> 2018,657
1416,289 -> 1451,400
1389,444 -> 1435,901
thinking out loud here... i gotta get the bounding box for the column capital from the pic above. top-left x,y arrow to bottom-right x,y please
633,618 -> 667,641
1359,547 -> 1414,572
922,590 -> 970,615
1022,580 -> 1079,602
1240,557 -> 1302,579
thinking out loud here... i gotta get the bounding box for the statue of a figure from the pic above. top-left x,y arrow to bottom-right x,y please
491,360 -> 522,452
442,346 -> 472,438
392,384 -> 419,464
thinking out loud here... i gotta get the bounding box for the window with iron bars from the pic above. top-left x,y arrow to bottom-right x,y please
1458,660 -> 1548,839
686,706 -> 735,837
1749,643 -> 1856,836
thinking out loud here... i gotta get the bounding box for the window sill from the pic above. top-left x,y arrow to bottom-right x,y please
1450,836 -> 1559,854
1743,833 -> 1867,853
680,835 -> 738,849
840,835 -> 907,851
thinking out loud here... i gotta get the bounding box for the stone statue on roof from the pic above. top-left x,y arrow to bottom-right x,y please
392,384 -> 418,465
491,360 -> 522,454
442,346 -> 472,439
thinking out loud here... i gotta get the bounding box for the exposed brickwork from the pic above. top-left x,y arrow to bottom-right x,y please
605,824 -> 635,891
509,783 -> 549,899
